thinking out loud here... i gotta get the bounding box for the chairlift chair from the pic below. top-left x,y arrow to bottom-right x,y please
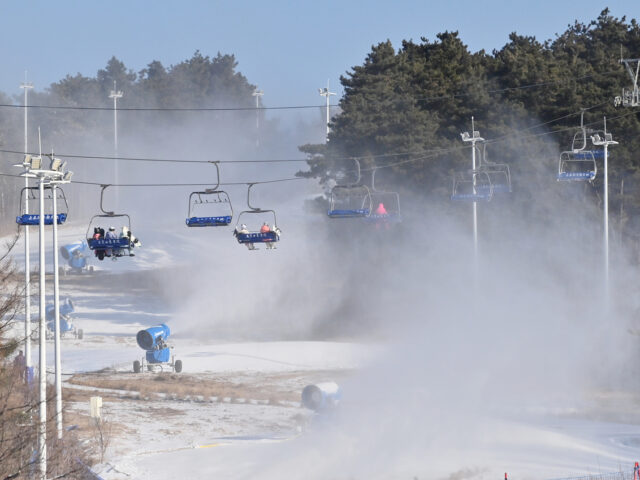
366,167 -> 401,222
185,162 -> 233,227
451,170 -> 493,202
327,159 -> 373,218
557,111 -> 598,182
475,144 -> 512,195
16,186 -> 69,226
234,183 -> 281,249
86,185 -> 135,259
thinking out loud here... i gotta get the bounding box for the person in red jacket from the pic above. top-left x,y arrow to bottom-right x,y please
375,202 -> 387,215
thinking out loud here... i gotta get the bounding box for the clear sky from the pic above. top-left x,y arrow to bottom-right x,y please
0,1 -> 636,109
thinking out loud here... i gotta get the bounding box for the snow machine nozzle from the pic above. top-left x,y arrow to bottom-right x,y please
136,324 -> 171,350
301,382 -> 341,411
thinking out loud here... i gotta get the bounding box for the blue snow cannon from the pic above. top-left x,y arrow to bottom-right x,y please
59,241 -> 92,273
301,382 -> 341,412
45,298 -> 83,339
134,324 -> 182,373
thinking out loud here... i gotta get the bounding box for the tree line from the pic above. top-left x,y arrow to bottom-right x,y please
298,9 -> 640,240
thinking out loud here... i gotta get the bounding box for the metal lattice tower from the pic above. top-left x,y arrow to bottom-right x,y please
614,58 -> 639,107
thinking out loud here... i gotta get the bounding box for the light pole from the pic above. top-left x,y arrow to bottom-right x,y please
252,88 -> 264,147
460,117 -> 484,272
591,118 -> 618,312
19,74 -> 34,377
18,155 -> 68,480
109,81 -> 123,206
48,156 -> 71,440
318,79 -> 335,142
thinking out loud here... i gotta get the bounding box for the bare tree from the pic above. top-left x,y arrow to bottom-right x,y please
0,231 -> 92,479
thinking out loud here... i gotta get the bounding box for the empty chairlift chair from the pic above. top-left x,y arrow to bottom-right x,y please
451,170 -> 493,202
16,186 -> 69,226
327,158 -> 373,218
557,110 -> 597,182
185,162 -> 233,227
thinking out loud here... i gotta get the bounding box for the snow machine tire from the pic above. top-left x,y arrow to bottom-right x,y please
133,360 -> 141,373
77,329 -> 83,340
174,360 -> 182,373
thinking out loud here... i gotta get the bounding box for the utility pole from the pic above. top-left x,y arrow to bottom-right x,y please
460,117 -> 484,275
318,79 -> 335,142
591,118 -> 618,313
48,155 -> 71,440
252,88 -> 264,147
19,73 -> 34,378
109,81 -> 123,205
18,154 -> 69,480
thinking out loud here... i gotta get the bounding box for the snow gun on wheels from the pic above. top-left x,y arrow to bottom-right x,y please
86,185 -> 141,261
133,324 -> 182,373
59,241 -> 93,274
46,298 -> 82,340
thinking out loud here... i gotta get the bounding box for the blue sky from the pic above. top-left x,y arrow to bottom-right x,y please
0,1 -> 636,109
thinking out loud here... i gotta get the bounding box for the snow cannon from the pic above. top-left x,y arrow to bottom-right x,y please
59,241 -> 92,273
134,324 -> 182,373
45,297 -> 83,339
301,382 -> 341,412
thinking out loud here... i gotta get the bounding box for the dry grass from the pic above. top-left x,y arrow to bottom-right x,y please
66,369 -> 353,404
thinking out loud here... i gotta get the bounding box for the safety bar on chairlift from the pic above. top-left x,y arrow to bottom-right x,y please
20,185 -> 69,210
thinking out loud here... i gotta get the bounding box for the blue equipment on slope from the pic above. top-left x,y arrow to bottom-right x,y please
134,324 -> 182,373
301,382 -> 341,412
45,298 -> 82,339
60,241 -> 92,272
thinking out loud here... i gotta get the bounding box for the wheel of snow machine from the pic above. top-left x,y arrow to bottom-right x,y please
133,360 -> 141,373
59,266 -> 66,276
174,360 -> 182,373
89,266 -> 94,272
77,329 -> 83,340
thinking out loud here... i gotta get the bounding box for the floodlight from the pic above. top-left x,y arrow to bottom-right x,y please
473,130 -> 481,139
63,171 -> 73,182
50,158 -> 63,171
30,156 -> 42,170
461,132 -> 470,141
605,133 -> 613,142
24,154 -> 31,166
591,134 -> 602,144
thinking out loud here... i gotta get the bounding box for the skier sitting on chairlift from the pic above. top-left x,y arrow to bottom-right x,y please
266,224 -> 281,250
234,224 -> 256,250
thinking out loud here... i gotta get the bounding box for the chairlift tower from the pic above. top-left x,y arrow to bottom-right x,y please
109,81 -> 123,205
252,88 -> 264,147
614,58 -> 639,107
318,79 -> 336,142
591,118 -> 618,313
460,117 -> 485,272
19,74 -> 33,374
